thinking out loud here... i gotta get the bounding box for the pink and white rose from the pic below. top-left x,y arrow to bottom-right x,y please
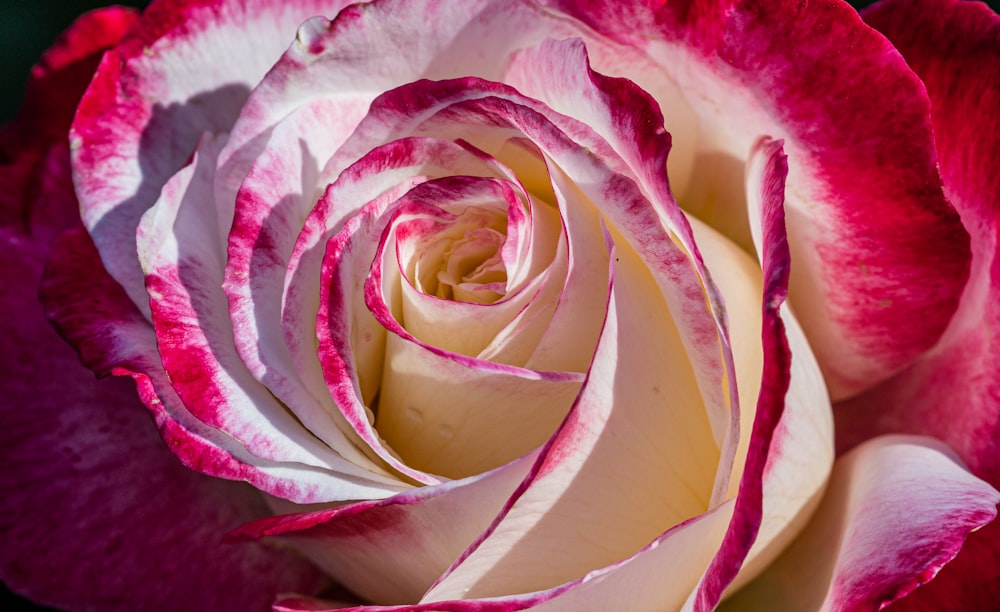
1,0 -> 998,610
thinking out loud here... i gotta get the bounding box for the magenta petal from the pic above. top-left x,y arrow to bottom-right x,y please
70,0 -> 346,312
0,318 -> 328,611
838,0 -> 1000,483
231,454 -> 536,605
543,0 -> 971,400
0,7 -> 137,236
724,436 -> 999,611
835,0 -> 1000,605
0,263 -> 327,611
688,137 -> 795,611
2,157 -> 325,611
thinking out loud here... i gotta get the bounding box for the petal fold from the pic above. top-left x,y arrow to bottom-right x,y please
722,435 -> 1000,611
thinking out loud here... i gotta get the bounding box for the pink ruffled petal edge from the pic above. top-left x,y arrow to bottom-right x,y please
722,435 -> 1000,611
540,0 -> 970,401
70,0 -> 345,313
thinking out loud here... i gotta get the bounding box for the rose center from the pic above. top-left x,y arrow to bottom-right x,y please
405,206 -> 509,304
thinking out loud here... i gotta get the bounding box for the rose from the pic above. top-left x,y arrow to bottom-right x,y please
1,1 -> 998,611
2,0 -> 997,610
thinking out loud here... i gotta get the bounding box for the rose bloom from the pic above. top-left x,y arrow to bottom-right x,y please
1,0 -> 998,609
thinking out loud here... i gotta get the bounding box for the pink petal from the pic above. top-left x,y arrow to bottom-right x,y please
542,0 -> 971,400
223,98 -> 394,481
685,137 -> 832,610
71,0 -> 348,313
0,6 -> 137,236
838,0 -> 1000,490
217,0 -> 585,194
2,253 -> 327,610
1,12 -> 326,604
42,226 -> 403,505
722,435 -> 1000,611
835,0 -> 1000,605
2,6 -> 138,149
134,133 -> 404,500
500,36 -> 741,502
230,454 -> 536,605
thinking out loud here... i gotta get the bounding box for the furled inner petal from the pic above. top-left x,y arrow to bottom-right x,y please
423,231 -> 718,601
365,181 -> 590,478
317,183 -> 586,481
286,138 -> 506,485
408,207 -> 509,303
390,174 -> 561,358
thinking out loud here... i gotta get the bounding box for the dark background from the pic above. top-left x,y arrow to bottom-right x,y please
0,0 -> 878,610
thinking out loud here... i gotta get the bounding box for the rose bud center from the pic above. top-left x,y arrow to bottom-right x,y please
407,206 -> 509,304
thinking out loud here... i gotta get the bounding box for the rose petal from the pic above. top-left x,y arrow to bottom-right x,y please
1,8 -> 327,599
42,226 -> 406,505
542,0 -> 971,401
707,138 -> 834,599
0,233 -> 328,610
230,453 -> 537,605
422,228 -> 717,602
494,37 -> 741,500
71,0 -> 346,313
2,6 -> 138,151
134,131 -> 403,499
721,435 -> 1000,611
217,0 -> 585,197
0,6 -> 137,236
837,0 -> 1000,491
834,0 -> 1000,605
224,97 -> 396,479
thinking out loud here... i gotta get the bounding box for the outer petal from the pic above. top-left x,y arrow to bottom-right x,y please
0,7 -> 137,235
70,0 -> 348,312
230,453 -> 537,605
0,247 -> 328,610
835,0 -> 1000,605
1,12 -> 326,608
721,436 -> 1000,611
43,224 -> 405,504
542,0 -> 970,400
